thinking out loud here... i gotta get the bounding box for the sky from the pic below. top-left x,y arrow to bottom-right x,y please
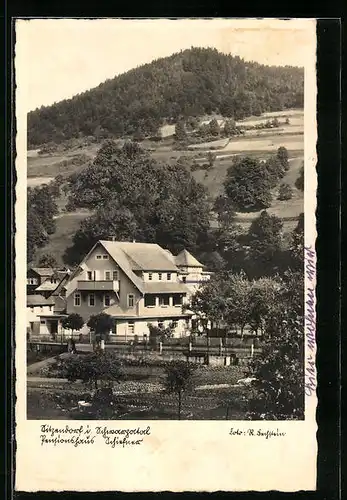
15,18 -> 316,112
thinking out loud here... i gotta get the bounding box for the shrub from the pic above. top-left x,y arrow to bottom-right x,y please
278,183 -> 293,201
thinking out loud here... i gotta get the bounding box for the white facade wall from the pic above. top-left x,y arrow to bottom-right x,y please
113,318 -> 189,339
143,271 -> 178,282
27,304 -> 54,327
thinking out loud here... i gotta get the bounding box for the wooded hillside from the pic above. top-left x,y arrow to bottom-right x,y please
28,47 -> 304,147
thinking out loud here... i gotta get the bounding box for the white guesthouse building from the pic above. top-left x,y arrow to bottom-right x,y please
65,240 -> 211,339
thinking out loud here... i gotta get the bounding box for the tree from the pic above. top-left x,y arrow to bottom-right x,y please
27,183 -> 59,262
38,253 -> 58,268
50,351 -> 125,390
148,323 -> 174,347
198,123 -> 210,137
209,118 -> 220,137
62,313 -> 84,339
63,203 -> 140,265
174,121 -> 187,141
220,97 -> 235,118
247,272 -> 304,419
278,183 -> 293,200
223,156 -> 273,212
295,165 -> 304,191
290,213 -> 304,270
164,360 -> 196,419
190,272 -> 233,331
276,146 -> 289,171
27,208 -> 49,263
224,272 -> 252,338
223,118 -> 237,137
245,211 -> 284,277
264,156 -> 285,187
64,141 -> 211,265
248,277 -> 282,336
271,117 -> 280,128
87,313 -> 115,349
207,151 -> 216,170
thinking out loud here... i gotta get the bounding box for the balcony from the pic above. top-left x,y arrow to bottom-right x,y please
77,280 -> 119,292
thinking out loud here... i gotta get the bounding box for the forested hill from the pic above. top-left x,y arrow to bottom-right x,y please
28,47 -> 304,147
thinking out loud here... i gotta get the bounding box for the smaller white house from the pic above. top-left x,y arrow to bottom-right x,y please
27,295 -> 55,335
27,294 -> 67,339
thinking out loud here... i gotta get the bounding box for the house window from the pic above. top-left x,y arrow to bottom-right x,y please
182,276 -> 187,283
50,277 -> 57,284
144,295 -> 156,307
148,272 -> 153,281
89,293 -> 95,307
173,294 -> 183,306
102,254 -> 109,260
172,320 -> 178,329
104,294 -> 110,307
159,295 -> 170,307
158,273 -> 162,281
127,294 -> 135,308
49,306 -> 53,311
105,271 -> 111,281
27,278 -> 38,285
74,293 -> 81,306
158,320 -> 164,329
128,321 -> 135,335
87,271 -> 93,281
96,255 -> 102,260
112,270 -> 119,281
167,273 -> 172,281
40,319 -> 46,325
112,322 -> 117,335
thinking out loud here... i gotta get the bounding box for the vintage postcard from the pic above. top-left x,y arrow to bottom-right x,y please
15,18 -> 317,491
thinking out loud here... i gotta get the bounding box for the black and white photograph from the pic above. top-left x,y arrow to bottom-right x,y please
15,17 -> 318,493
20,18 -> 312,424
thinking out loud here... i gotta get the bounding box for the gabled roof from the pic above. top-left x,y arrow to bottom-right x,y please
104,241 -> 179,272
69,240 -> 202,296
27,294 -> 55,306
175,249 -> 203,268
99,241 -> 146,293
30,267 -> 55,277
35,281 -> 59,292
